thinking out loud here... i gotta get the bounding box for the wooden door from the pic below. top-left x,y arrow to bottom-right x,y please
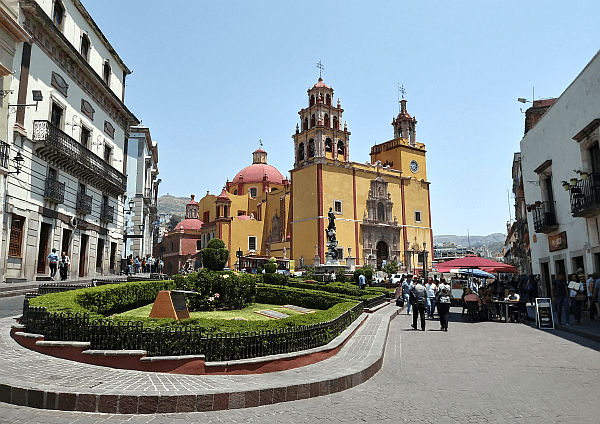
79,234 -> 88,277
37,223 -> 51,274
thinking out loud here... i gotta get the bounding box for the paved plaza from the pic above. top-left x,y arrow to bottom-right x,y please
1,304 -> 600,423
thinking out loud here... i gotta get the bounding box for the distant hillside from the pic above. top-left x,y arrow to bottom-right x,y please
434,233 -> 506,248
157,194 -> 188,215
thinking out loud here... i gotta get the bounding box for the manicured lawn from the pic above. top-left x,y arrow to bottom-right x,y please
113,303 -> 318,321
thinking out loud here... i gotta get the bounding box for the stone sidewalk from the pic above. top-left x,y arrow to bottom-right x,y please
0,302 -> 400,414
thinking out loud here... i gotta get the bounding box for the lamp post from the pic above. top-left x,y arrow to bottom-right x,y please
422,241 -> 428,281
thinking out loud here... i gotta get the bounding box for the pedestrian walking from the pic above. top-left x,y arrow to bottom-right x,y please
134,256 -> 141,274
46,248 -> 59,280
425,277 -> 437,318
59,251 -> 70,281
569,273 -> 585,325
436,285 -> 452,331
552,273 -> 570,326
158,258 -> 164,274
358,273 -> 366,289
410,278 -> 427,331
589,273 -> 599,320
527,274 -> 538,307
402,275 -> 414,315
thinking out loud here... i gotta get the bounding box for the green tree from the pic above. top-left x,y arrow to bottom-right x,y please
362,264 -> 374,283
202,238 -> 229,271
264,257 -> 277,273
383,260 -> 399,277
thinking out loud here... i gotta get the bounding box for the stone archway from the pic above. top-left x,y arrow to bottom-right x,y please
376,241 -> 388,268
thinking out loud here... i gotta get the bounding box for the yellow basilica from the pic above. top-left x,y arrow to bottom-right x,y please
175,78 -> 432,274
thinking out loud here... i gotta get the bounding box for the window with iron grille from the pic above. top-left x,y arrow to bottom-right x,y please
0,141 -> 9,168
248,236 -> 257,251
8,215 -> 24,257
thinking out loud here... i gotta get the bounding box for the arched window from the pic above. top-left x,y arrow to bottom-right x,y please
53,1 -> 64,30
325,138 -> 332,152
81,34 -> 90,61
326,94 -> 331,105
310,95 -> 315,106
223,205 -> 228,217
298,143 -> 305,161
103,61 -> 111,85
377,203 -> 385,222
311,114 -> 316,127
303,118 -> 308,131
333,116 -> 338,130
233,189 -> 238,195
308,139 -> 315,158
249,187 -> 258,197
216,206 -> 220,217
324,114 -> 330,127
196,240 -> 202,251
337,140 -> 345,155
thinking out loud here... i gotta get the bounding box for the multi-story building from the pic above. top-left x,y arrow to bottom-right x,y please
521,50 -> 600,297
0,0 -> 30,280
0,0 -> 139,282
124,125 -> 159,263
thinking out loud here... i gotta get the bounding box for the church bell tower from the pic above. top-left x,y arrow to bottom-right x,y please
292,78 -> 351,168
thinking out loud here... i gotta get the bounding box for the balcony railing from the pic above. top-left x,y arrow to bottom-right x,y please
570,172 -> 600,217
100,204 -> 114,224
0,141 -> 8,169
44,178 -> 65,203
76,192 -> 92,215
533,201 -> 559,233
32,121 -> 126,197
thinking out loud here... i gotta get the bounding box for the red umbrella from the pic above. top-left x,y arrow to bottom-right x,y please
436,255 -> 518,274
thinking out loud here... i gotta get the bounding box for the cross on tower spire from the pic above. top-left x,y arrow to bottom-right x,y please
316,60 -> 324,79
259,139 -> 263,149
398,83 -> 406,112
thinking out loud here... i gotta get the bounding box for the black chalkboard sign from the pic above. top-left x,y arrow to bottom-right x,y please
171,292 -> 188,312
535,298 -> 555,329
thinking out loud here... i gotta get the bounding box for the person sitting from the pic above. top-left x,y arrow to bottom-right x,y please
505,289 -> 520,322
464,289 -> 482,309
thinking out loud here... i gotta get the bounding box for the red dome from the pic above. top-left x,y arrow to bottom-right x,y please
232,163 -> 284,184
177,218 -> 203,231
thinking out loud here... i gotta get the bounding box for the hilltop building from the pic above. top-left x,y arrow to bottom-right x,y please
157,78 -> 433,274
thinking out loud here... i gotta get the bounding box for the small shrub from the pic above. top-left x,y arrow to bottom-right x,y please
264,257 -> 277,274
202,238 -> 229,271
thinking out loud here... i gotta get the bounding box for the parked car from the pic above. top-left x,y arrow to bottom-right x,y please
391,274 -> 403,285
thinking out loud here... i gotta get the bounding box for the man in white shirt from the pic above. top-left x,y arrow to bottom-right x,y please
425,278 -> 437,318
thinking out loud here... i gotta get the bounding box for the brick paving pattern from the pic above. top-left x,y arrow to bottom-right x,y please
1,307 -> 600,423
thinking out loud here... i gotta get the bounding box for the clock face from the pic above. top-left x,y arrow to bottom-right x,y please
410,160 -> 419,173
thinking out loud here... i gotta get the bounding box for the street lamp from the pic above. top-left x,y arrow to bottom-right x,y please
7,151 -> 24,175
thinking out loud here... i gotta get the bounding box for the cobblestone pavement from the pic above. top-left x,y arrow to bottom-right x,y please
2,308 -> 600,423
0,296 -> 24,319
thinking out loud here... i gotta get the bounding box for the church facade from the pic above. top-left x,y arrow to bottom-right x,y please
159,78 -> 432,274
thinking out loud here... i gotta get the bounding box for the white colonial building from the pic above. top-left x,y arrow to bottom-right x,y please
0,0 -> 139,282
521,50 -> 600,296
125,125 -> 159,263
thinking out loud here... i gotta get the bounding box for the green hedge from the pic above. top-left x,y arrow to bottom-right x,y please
285,280 -> 387,298
173,270 -> 256,311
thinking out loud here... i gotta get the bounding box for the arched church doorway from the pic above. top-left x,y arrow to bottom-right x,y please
376,241 -> 388,268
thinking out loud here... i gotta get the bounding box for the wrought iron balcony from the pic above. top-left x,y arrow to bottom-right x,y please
149,198 -> 157,214
0,141 -> 8,170
76,192 -> 92,215
32,121 -> 126,197
570,173 -> 600,217
44,178 -> 65,203
533,201 -> 559,234
100,204 -> 114,224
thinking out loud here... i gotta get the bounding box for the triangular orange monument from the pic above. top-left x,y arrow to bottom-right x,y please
149,290 -> 196,320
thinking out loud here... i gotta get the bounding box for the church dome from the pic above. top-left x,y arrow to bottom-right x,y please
177,218 -> 203,231
232,148 -> 284,184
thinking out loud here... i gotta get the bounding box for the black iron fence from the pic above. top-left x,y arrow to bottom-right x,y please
23,302 -> 364,361
44,178 -> 65,203
532,201 -> 558,233
570,172 -> 600,216
0,141 -> 8,169
100,204 -> 114,223
76,192 -> 92,215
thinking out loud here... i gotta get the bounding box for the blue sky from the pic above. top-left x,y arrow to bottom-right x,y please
85,0 -> 600,237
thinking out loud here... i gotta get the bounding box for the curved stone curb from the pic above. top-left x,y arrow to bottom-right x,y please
0,306 -> 401,413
